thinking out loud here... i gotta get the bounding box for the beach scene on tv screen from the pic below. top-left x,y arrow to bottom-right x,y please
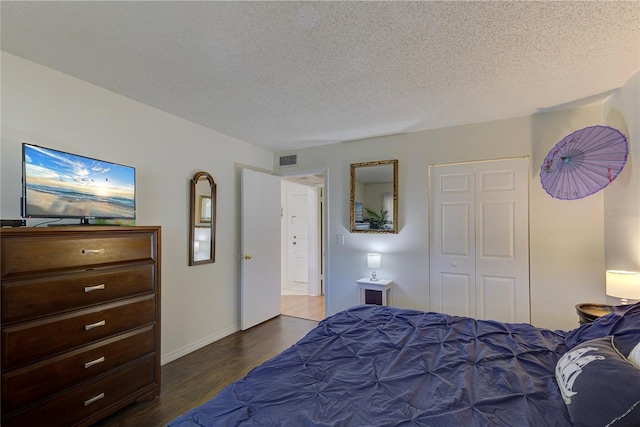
24,145 -> 135,218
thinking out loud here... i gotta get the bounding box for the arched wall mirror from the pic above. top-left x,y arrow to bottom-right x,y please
189,171 -> 216,265
350,159 -> 398,233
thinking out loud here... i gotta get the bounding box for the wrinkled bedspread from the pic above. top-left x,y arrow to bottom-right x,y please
169,305 -> 572,426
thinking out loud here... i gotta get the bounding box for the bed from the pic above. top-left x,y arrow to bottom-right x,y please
168,303 -> 640,427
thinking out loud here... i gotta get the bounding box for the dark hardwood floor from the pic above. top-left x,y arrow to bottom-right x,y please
92,315 -> 319,427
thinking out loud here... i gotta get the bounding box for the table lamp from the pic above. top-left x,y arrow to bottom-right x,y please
367,253 -> 381,281
606,270 -> 640,305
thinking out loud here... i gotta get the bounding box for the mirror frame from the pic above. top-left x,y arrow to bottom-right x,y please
189,171 -> 217,265
350,159 -> 398,234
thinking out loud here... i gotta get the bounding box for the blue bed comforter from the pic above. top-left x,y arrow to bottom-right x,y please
169,305 -> 572,426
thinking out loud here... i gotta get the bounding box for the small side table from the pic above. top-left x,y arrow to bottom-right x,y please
575,303 -> 613,324
357,278 -> 393,306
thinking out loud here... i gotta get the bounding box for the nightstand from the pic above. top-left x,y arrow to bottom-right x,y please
357,278 -> 393,306
575,303 -> 613,324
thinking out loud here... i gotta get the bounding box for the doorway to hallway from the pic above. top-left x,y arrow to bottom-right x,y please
280,174 -> 325,321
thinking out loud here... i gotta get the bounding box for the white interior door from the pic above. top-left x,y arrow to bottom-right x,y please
288,185 -> 309,283
429,158 -> 530,323
241,168 -> 281,330
281,179 -> 322,296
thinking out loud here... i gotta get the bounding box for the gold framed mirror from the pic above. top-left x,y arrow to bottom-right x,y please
350,159 -> 398,233
189,171 -> 216,265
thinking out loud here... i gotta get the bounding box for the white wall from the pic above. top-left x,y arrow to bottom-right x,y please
282,90 -> 638,330
603,71 -> 640,305
0,52 -> 274,364
529,106 -> 606,328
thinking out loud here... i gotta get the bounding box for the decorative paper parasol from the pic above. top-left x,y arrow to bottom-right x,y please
540,125 -> 628,200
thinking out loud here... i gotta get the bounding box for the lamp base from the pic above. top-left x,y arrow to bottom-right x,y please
370,270 -> 378,281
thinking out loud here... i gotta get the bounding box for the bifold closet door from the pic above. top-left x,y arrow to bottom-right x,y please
429,158 -> 530,323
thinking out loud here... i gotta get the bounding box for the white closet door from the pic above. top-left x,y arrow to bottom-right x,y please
474,160 -> 530,322
429,158 -> 530,323
429,164 -> 477,318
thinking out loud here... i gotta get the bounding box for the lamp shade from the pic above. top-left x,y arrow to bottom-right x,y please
367,253 -> 381,269
606,270 -> 640,300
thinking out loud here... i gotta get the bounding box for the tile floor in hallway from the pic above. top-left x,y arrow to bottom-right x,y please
281,281 -> 309,295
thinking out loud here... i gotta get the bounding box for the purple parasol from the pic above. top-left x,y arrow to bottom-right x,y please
540,125 -> 628,200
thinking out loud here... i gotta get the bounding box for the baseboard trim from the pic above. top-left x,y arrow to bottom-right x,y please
161,324 -> 239,366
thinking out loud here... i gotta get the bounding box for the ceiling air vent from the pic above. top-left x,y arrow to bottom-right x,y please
278,154 -> 298,168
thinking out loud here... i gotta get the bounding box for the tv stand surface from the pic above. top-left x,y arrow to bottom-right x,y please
47,218 -> 93,226
47,223 -> 116,227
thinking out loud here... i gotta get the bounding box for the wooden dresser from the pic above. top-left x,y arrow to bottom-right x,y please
0,226 -> 161,426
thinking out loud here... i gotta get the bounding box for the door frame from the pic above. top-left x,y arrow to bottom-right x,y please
279,171 -> 327,299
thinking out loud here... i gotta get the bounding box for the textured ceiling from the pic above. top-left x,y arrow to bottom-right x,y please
2,1 -> 639,153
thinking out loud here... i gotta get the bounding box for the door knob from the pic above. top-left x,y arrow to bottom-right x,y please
244,254 -> 252,260
292,242 -> 297,245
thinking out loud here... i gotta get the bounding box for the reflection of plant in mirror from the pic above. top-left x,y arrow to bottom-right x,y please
365,208 -> 388,229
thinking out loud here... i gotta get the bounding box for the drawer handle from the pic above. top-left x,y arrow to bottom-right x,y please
84,284 -> 106,293
84,392 -> 105,407
84,356 -> 105,369
85,320 -> 106,331
82,249 -> 104,254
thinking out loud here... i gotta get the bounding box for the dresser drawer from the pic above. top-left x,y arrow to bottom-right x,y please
2,325 -> 155,413
2,294 -> 156,370
1,232 -> 156,278
2,355 -> 156,427
2,264 -> 155,323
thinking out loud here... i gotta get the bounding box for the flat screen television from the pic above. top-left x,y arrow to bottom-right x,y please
22,143 -> 136,224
